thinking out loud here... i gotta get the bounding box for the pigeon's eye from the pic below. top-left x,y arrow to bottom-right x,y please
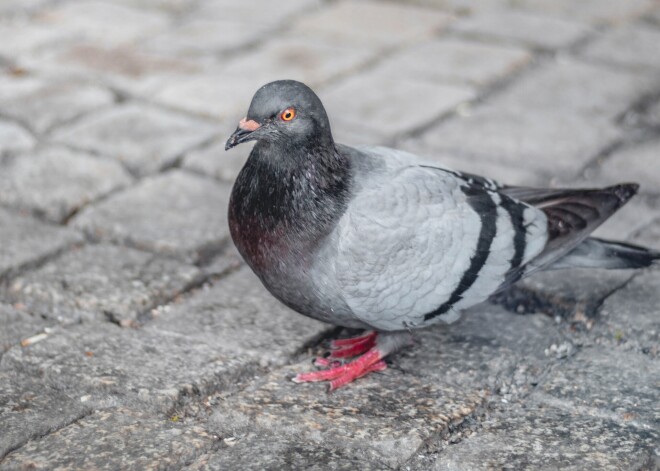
280,108 -> 296,122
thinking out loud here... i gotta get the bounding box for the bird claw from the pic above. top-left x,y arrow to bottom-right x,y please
293,338 -> 387,390
313,357 -> 342,368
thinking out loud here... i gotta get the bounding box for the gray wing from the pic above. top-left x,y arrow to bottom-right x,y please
330,164 -> 548,331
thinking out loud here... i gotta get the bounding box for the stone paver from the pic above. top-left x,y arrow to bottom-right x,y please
2,0 -> 660,469
0,74 -> 115,134
586,139 -> 660,195
153,36 -> 378,120
205,306 -> 563,468
0,370 -> 90,461
194,0 -> 321,27
188,433 -> 383,471
0,304 -> 50,358
0,146 -> 133,223
149,268 -> 328,366
411,404 -> 658,470
4,244 -> 202,324
513,0 -> 657,25
582,23 -> 660,72
0,321 -> 249,414
413,59 -> 656,177
22,43 -> 207,99
183,137 -> 251,183
372,38 -> 532,88
52,103 -> 216,176
1,408 -> 214,469
645,99 -> 660,128
322,70 -> 474,137
596,269 -> 660,354
452,10 -> 591,49
0,120 -> 35,155
0,208 -> 83,280
633,218 -> 660,250
0,1 -> 169,58
290,0 -> 454,48
143,18 -> 271,58
72,171 -> 231,260
534,347 -> 659,427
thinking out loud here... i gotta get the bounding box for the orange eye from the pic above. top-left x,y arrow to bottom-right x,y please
280,108 -> 296,121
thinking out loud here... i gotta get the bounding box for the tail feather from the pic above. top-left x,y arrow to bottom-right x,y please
548,237 -> 660,270
505,183 -> 640,272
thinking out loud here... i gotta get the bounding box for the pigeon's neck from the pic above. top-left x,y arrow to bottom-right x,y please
229,140 -> 351,271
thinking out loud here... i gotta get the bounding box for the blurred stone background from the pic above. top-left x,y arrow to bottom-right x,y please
0,0 -> 659,469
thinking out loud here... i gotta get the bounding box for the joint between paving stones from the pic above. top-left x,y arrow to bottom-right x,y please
0,237 -> 85,286
0,406 -> 94,464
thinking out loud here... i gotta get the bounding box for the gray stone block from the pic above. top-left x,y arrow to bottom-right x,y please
644,98 -> 660,128
0,74 -> 115,134
194,0 -> 322,27
533,347 -> 659,427
0,119 -> 34,155
0,146 -> 133,223
321,70 -> 474,137
0,370 -> 90,460
4,244 -> 202,324
416,404 -> 658,470
143,18 -> 272,57
587,140 -> 660,196
372,37 -> 532,88
0,304 -> 50,358
148,268 -> 329,366
417,59 -> 655,177
485,58 -> 655,121
596,269 -> 660,354
52,103 -> 217,176
188,433 -> 384,471
582,24 -> 660,72
72,171 -> 231,260
207,306 -> 562,468
183,134 -> 251,183
22,43 -> 208,99
415,104 -> 623,177
513,0 -> 656,25
453,10 -> 591,49
632,218 -> 660,250
0,1 -> 169,57
153,36 -> 378,120
0,408 -> 214,469
290,0 -> 454,48
0,208 -> 83,279
1,321 -> 254,413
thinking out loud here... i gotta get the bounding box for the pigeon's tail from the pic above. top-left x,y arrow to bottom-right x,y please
505,183 -> 641,273
548,237 -> 660,270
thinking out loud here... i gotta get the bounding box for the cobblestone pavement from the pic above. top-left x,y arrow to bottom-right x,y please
1,0 -> 659,469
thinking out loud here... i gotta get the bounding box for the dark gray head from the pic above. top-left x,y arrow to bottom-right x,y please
225,80 -> 333,151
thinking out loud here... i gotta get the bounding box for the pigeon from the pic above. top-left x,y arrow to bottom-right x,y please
225,80 -> 659,390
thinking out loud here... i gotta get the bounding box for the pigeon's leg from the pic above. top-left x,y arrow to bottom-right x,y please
293,331 -> 412,390
328,331 -> 377,358
330,331 -> 376,348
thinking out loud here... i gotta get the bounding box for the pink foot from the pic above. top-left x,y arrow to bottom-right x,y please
292,331 -> 412,390
293,348 -> 386,390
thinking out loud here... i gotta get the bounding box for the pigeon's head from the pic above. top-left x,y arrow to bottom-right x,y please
225,80 -> 333,151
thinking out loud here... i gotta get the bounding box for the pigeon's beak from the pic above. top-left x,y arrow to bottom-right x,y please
225,118 -> 261,150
